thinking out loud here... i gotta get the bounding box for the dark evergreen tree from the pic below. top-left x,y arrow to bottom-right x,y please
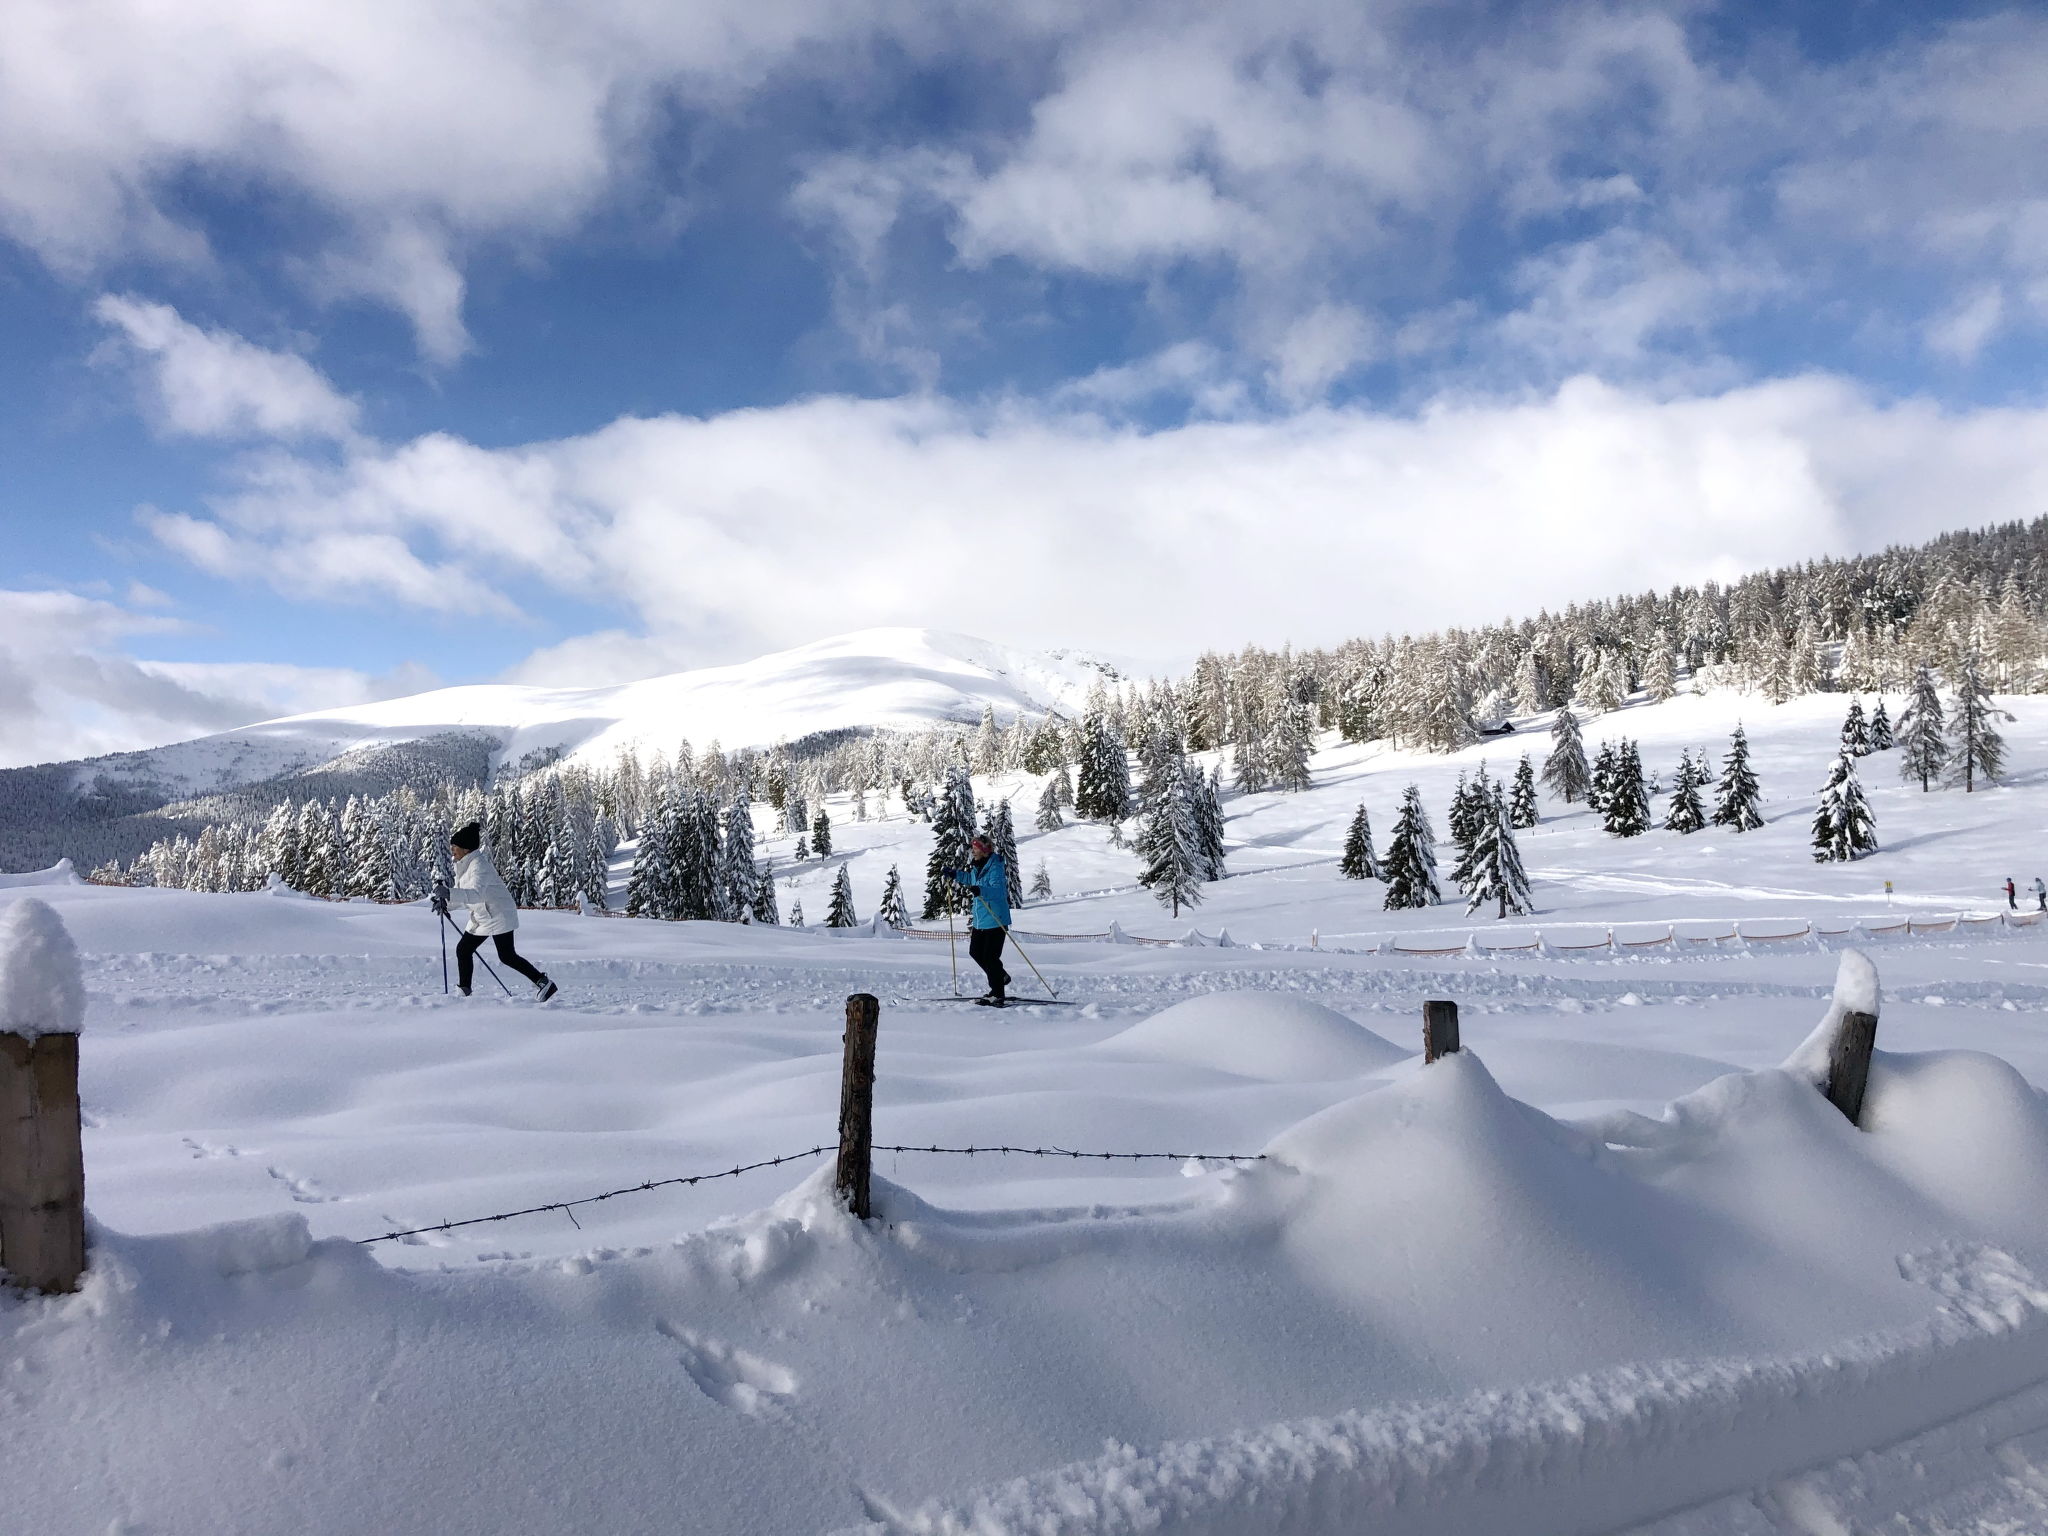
1381,785 -> 1440,910
750,860 -> 780,925
826,863 -> 858,927
1663,749 -> 1706,834
985,799 -> 1023,910
1541,708 -> 1592,804
1339,804 -> 1377,879
1034,774 -> 1065,832
1840,700 -> 1872,757
1509,755 -> 1539,829
1946,649 -> 2013,792
1811,752 -> 1878,861
922,764 -> 976,919
1896,664 -> 1949,792
810,805 -> 832,858
1136,764 -> 1205,916
1075,710 -> 1133,822
1193,766 -> 1228,881
1602,740 -> 1651,837
878,864 -> 908,928
1463,790 -> 1533,918
1587,742 -> 1616,815
1712,725 -> 1765,831
1869,698 -> 1894,751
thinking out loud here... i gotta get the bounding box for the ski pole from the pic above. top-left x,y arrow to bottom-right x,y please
1005,929 -> 1058,1001
438,908 -> 448,994
442,911 -> 514,996
946,895 -> 960,997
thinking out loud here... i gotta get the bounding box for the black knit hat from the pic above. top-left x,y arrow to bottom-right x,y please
449,822 -> 481,852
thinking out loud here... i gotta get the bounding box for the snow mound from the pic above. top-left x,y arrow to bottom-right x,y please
0,859 -> 82,888
1097,993 -> 1409,1081
0,898 -> 84,1037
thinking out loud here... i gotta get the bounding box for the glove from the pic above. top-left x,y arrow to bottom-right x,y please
430,886 -> 449,917
966,884 -> 981,895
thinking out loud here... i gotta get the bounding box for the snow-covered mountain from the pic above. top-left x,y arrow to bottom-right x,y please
61,628 -> 1119,800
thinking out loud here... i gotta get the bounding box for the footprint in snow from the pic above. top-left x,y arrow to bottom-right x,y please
655,1320 -> 796,1417
265,1165 -> 338,1203
183,1137 -> 243,1160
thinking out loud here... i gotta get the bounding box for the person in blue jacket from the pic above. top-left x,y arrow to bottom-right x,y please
951,833 -> 1013,1007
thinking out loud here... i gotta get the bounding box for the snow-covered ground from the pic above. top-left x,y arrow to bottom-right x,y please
9,686 -> 2048,1534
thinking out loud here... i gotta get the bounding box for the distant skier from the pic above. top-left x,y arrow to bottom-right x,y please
2035,877 -> 2046,913
2007,877 -> 2019,911
951,834 -> 1013,1007
432,822 -> 558,1002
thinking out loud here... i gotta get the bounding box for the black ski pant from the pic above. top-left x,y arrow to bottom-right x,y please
968,925 -> 1009,997
455,931 -> 547,991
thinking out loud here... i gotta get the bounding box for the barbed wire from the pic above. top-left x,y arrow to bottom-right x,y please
354,1142 -> 1268,1245
355,1146 -> 832,1245
876,1143 -> 1267,1162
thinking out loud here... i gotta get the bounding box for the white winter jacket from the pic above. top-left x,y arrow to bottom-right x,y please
451,849 -> 518,935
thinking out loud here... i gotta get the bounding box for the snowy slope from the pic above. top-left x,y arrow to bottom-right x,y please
52,627 -> 1116,799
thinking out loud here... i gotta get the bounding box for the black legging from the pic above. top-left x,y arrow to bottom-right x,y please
455,931 -> 548,991
968,926 -> 1009,997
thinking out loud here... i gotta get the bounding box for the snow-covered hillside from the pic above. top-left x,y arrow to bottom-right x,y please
52,627 -> 1118,800
10,685 -> 2048,1534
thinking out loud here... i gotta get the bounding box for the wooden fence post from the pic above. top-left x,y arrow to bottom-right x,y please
1423,999 -> 1461,1064
0,899 -> 87,1294
1823,1009 -> 1879,1128
836,993 -> 879,1220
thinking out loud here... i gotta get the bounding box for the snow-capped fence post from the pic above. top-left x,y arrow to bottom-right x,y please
1423,1000 -> 1461,1064
835,993 -> 879,1220
0,900 -> 87,1294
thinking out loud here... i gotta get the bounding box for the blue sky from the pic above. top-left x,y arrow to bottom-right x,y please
6,0 -> 2048,765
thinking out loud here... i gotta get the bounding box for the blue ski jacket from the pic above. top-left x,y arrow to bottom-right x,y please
951,856 -> 1011,929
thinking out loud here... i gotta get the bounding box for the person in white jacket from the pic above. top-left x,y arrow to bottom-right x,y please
432,822 -> 558,1000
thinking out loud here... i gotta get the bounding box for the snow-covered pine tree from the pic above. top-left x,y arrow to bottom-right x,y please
260,803 -> 300,888
1870,699 -> 1894,751
810,805 -> 832,858
1602,740 -> 1651,837
682,792 -> 726,919
1841,700 -> 1872,757
1076,709 -> 1133,820
1588,742 -> 1616,815
750,860 -> 780,925
1189,766 -> 1227,881
1268,696 -> 1315,792
878,864 -> 907,928
1811,752 -> 1878,861
1541,708 -> 1592,804
295,801 -> 338,897
1509,755 -> 1539,829
1896,664 -> 1949,792
1945,649 -> 2013,792
1381,785 -> 1440,910
1029,861 -> 1052,902
1712,725 -> 1765,831
987,799 -> 1023,910
789,900 -> 804,928
794,832 -> 810,861
719,794 -> 759,921
922,764 -> 976,920
625,796 -> 675,918
1447,771 -> 1476,850
1463,788 -> 1534,918
1663,750 -> 1706,833
1034,774 -> 1065,831
1137,764 -> 1205,917
1339,804 -> 1377,879
826,864 -> 858,927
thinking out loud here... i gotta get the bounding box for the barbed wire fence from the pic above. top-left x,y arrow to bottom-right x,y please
356,1140 -> 1269,1246
354,991 -> 1289,1244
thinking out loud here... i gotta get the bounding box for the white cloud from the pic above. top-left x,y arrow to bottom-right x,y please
0,0 -> 963,357
0,589 -> 432,767
140,372 -> 2048,674
93,294 -> 361,441
1925,285 -> 2006,365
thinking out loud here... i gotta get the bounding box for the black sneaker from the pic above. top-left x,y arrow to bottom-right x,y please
535,979 -> 559,1003
973,995 -> 1006,1008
